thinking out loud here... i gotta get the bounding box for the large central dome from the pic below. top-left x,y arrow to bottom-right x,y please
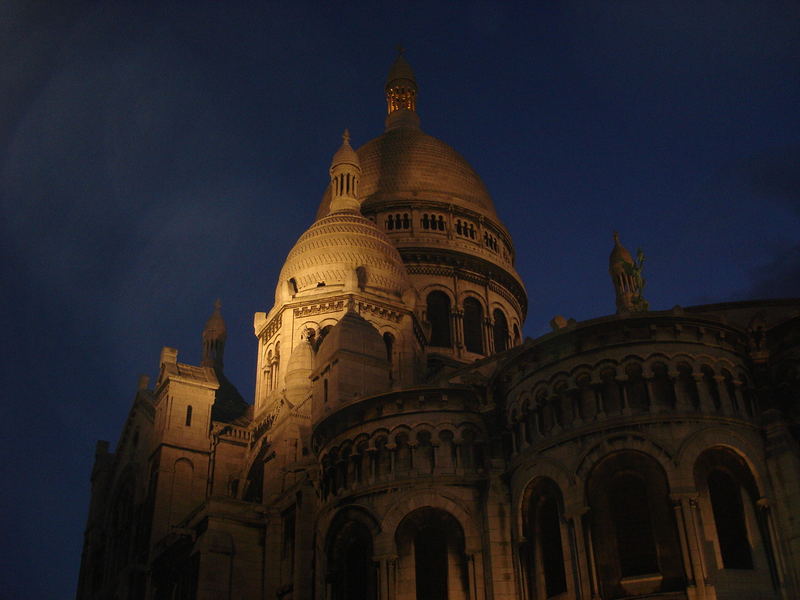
316,127 -> 496,219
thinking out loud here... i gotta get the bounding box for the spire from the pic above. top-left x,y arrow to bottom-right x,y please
328,129 -> 362,214
609,233 -> 648,313
202,299 -> 227,370
385,47 -> 420,131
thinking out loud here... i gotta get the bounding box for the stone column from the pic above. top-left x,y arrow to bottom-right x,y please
685,496 -> 710,593
452,308 -> 464,356
592,383 -> 606,420
484,316 -> 494,356
568,385 -> 582,426
670,494 -> 701,600
731,379 -> 748,418
757,497 -> 787,595
694,373 -> 716,414
566,505 -> 593,599
582,512 -> 602,600
674,369 -> 692,412
714,375 -> 734,415
376,554 -> 398,600
617,374 -> 631,415
645,375 -> 662,413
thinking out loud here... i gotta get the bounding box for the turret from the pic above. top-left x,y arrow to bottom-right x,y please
201,299 -> 227,371
385,48 -> 420,131
609,232 -> 648,313
328,129 -> 361,214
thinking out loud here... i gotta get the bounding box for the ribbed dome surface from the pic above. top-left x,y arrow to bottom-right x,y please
278,212 -> 410,297
317,128 -> 496,218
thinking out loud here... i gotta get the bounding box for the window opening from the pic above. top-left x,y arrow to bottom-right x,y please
463,298 -> 484,354
426,292 -> 452,347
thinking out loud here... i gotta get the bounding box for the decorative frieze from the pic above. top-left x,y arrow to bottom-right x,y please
293,299 -> 345,318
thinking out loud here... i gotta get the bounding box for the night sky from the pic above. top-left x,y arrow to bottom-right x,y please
2,1 -> 799,597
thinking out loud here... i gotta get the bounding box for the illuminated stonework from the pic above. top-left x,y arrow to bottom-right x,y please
77,55 -> 800,600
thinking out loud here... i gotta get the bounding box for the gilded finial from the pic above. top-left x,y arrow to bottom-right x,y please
396,44 -> 405,56
214,298 -> 222,311
342,129 -> 350,144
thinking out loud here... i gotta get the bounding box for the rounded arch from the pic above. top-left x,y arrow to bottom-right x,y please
492,307 -> 509,352
425,289 -> 453,348
511,457 -> 574,538
322,504 -> 382,553
462,295 -> 485,354
420,283 -> 456,304
375,491 -> 481,555
674,426 -> 768,492
575,431 -> 675,489
323,505 -> 382,600
586,449 -> 686,596
518,476 -> 570,599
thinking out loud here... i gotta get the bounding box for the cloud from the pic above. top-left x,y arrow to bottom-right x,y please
742,147 -> 800,211
734,147 -> 800,299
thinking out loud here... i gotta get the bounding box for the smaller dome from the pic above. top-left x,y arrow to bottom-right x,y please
276,211 -> 410,303
330,129 -> 359,171
609,232 -> 633,271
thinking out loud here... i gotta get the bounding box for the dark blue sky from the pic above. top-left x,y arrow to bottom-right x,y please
1,1 -> 798,597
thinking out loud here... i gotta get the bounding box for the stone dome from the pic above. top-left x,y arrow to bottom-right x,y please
317,127 -> 497,219
276,211 -> 410,303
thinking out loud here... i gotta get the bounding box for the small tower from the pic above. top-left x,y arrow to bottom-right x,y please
328,129 -> 362,214
609,232 -> 648,313
385,48 -> 420,130
201,299 -> 227,371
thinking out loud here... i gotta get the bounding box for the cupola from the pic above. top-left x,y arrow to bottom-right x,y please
328,129 -> 361,214
385,49 -> 420,131
609,232 -> 648,313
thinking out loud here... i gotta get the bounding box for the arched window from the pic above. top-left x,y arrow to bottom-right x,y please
708,470 -> 753,569
513,323 -> 521,346
695,448 -> 763,572
588,451 -> 685,597
415,526 -> 448,599
185,405 -> 193,427
523,478 -> 568,598
676,362 -> 700,409
651,362 -> 676,409
395,508 -> 468,600
463,297 -> 484,354
426,291 -> 451,347
701,365 -> 721,410
624,363 -> 649,412
610,473 -> 658,575
493,309 -> 508,353
327,512 -> 378,600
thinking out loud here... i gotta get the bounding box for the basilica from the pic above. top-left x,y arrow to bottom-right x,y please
77,54 -> 800,600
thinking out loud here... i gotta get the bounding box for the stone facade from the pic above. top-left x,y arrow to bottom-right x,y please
77,54 -> 800,600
